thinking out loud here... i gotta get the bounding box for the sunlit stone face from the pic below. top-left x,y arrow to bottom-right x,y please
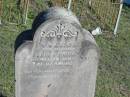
15,7 -> 99,97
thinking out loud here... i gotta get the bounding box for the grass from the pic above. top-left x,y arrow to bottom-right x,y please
95,6 -> 130,97
0,1 -> 130,97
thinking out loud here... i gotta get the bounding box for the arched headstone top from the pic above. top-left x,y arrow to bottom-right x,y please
32,7 -> 81,33
33,18 -> 83,44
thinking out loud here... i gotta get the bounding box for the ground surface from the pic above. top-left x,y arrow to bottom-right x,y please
0,5 -> 130,97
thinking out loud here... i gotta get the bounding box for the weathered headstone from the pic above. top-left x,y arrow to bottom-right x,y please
15,7 -> 99,97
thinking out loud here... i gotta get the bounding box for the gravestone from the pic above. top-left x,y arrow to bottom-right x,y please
15,7 -> 99,97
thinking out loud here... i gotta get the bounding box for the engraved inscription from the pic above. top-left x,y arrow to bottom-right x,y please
24,44 -> 78,79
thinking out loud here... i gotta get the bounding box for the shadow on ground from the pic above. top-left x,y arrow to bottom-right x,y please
0,94 -> 6,97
